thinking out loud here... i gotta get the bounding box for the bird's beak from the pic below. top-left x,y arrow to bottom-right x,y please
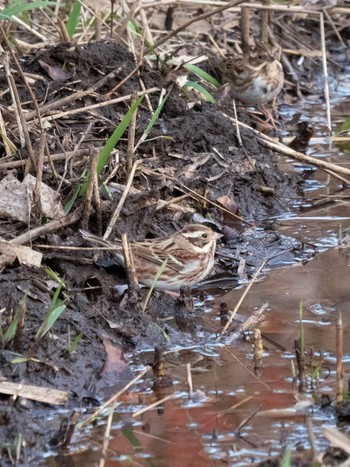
214,232 -> 224,240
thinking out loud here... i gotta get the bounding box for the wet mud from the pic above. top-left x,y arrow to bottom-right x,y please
0,16 -> 347,462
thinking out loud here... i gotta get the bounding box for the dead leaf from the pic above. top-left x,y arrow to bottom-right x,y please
0,173 -> 64,222
216,195 -> 237,214
0,240 -> 42,267
38,59 -> 69,81
100,338 -> 134,386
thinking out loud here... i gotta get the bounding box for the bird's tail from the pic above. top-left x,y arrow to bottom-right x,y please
80,230 -> 118,250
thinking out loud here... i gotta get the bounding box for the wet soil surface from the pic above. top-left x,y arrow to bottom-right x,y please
0,30 -> 347,464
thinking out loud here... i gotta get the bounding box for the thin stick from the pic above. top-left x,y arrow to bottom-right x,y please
0,209 -> 82,269
261,138 -> 350,177
0,109 -> 14,158
121,233 -> 139,288
260,0 -> 270,45
226,114 -> 350,178
132,394 -> 174,418
336,312 -> 344,408
240,7 -> 251,53
37,87 -> 159,123
319,12 -> 332,135
81,147 -> 99,230
98,403 -> 114,467
0,149 -> 92,171
186,363 -> 193,399
126,92 -> 138,176
80,366 -> 150,429
146,0 -> 246,53
104,160 -> 142,239
232,99 -> 242,146
0,52 -> 36,169
23,65 -> 154,121
1,28 -> 44,129
33,132 -> 47,217
221,260 -> 266,335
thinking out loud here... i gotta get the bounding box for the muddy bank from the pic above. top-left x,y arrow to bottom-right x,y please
2,1 -> 348,456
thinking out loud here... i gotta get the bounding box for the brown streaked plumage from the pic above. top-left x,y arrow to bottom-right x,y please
81,224 -> 222,291
224,42 -> 284,106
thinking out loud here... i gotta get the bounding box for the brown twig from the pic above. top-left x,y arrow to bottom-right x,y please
126,92 -> 139,176
260,0 -> 270,44
0,148 -> 92,171
146,0 -> 246,54
57,18 -> 70,42
121,233 -> 139,288
0,209 -> 82,269
336,312 -> 344,409
33,132 -> 47,219
240,7 -> 251,53
0,51 -> 36,170
115,0 -> 140,43
226,114 -> 350,179
80,366 -> 151,429
253,328 -> 263,376
104,160 -> 142,240
81,146 -> 99,231
221,260 -> 267,335
225,302 -> 268,344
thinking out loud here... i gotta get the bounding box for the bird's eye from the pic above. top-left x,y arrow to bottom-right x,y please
202,233 -> 208,239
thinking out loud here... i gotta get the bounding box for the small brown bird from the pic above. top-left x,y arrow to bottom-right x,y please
224,42 -> 284,107
81,224 -> 222,291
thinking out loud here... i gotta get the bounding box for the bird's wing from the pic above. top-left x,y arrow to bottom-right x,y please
132,241 -> 185,272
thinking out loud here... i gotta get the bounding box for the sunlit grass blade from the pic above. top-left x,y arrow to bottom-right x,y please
335,116 -> 350,136
35,284 -> 66,341
3,310 -> 19,345
142,259 -> 168,312
333,116 -> 350,151
0,132 -> 17,154
279,447 -> 291,467
79,95 -> 144,196
66,0 -> 81,38
185,63 -> 221,88
64,179 -> 82,214
44,267 -> 66,287
0,1 -> 56,21
9,353 -> 41,364
134,91 -> 169,151
68,325 -> 82,354
183,81 -> 216,103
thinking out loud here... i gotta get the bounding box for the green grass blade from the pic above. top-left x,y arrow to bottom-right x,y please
36,303 -> 66,341
135,91 -> 169,150
0,1 -> 56,21
185,63 -> 221,88
336,116 -> 350,135
79,94 -> 144,196
183,81 -> 216,103
66,1 -> 81,38
279,447 -> 291,467
64,181 -> 81,214
35,284 -> 66,340
68,332 -> 82,354
3,311 -> 19,344
144,93 -> 168,135
44,267 -> 65,287
142,259 -> 168,312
